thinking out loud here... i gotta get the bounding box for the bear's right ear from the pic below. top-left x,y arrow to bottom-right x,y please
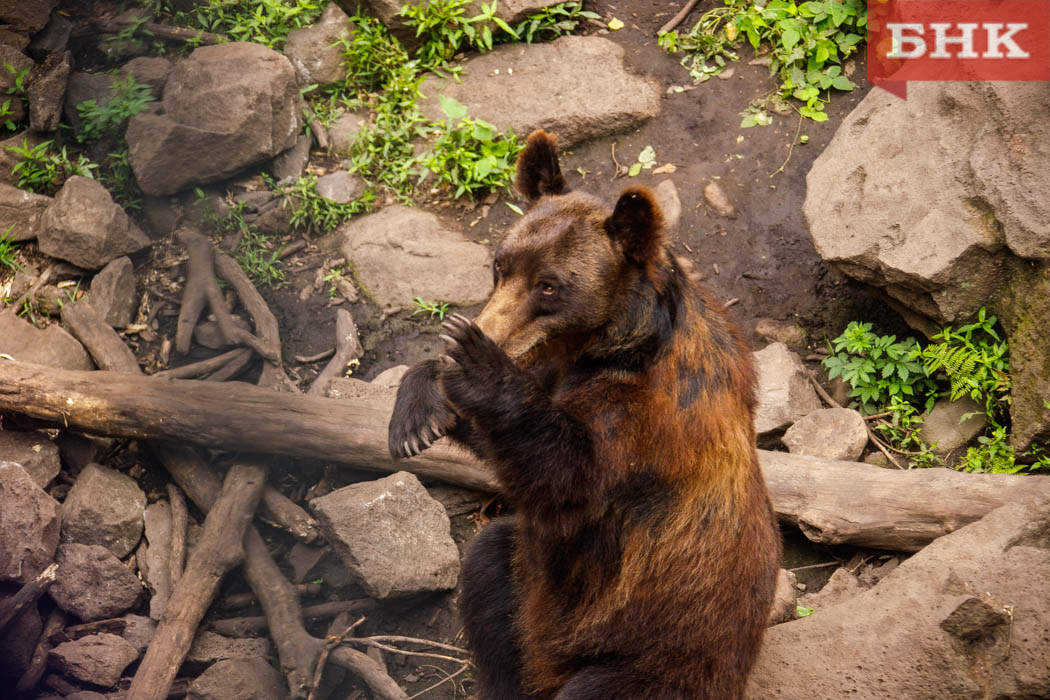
515,130 -> 568,203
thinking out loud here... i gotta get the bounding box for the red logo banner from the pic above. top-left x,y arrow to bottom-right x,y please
867,0 -> 1050,98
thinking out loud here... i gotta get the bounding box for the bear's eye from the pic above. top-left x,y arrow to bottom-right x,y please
538,282 -> 556,296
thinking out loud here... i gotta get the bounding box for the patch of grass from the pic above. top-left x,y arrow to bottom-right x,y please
167,0 -> 325,49
196,191 -> 287,287
4,61 -> 30,97
0,226 -> 21,271
269,173 -> 376,235
514,1 -> 599,43
6,139 -> 98,194
412,297 -> 450,320
400,0 -> 519,74
76,74 -> 156,143
424,96 -> 521,198
100,146 -> 144,212
659,0 -> 865,122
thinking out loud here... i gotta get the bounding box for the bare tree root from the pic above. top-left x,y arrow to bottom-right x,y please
167,483 -> 188,587
211,600 -> 377,637
308,308 -> 363,397
153,348 -> 253,380
0,563 -> 58,634
16,607 -> 64,692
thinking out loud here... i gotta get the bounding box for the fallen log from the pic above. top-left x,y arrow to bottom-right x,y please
3,360 -> 1050,551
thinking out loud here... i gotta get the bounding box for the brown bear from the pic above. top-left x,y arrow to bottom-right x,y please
388,130 -> 780,699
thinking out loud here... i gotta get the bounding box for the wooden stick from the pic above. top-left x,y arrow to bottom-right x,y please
0,563 -> 57,634
657,0 -> 702,35
88,19 -> 227,45
153,348 -> 251,380
16,606 -> 64,692
210,599 -> 377,637
127,464 -> 266,700
328,646 -> 409,700
167,483 -> 188,587
308,308 -> 363,396
259,488 -> 321,543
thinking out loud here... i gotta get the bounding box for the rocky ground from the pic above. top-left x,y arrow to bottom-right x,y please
2,0 -> 1050,698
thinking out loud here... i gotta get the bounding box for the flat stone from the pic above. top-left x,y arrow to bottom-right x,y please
420,36 -> 661,147
920,396 -> 987,457
753,342 -> 822,435
28,49 -> 71,133
337,204 -> 491,313
703,180 -> 736,217
0,430 -> 60,488
127,42 -> 302,196
283,2 -> 354,86
316,170 -> 364,203
0,182 -> 52,241
652,179 -> 681,231
326,110 -> 366,152
782,408 -> 868,462
310,471 -> 460,598
120,614 -> 156,653
754,318 -> 807,349
0,0 -> 59,33
270,132 -> 311,183
83,256 -> 137,328
61,462 -> 147,558
37,176 -> 150,269
0,310 -> 94,370
187,657 -> 287,700
0,462 -> 61,583
118,56 -> 172,99
48,633 -> 139,688
50,543 -> 143,621
286,542 -> 354,588
184,632 -> 271,674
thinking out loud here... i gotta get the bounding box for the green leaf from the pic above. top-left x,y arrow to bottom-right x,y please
439,95 -> 468,122
796,605 -> 814,617
831,75 -> 854,91
781,28 -> 801,51
628,162 -> 642,177
505,201 -> 524,215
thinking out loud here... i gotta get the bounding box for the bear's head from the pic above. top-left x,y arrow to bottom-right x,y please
475,130 -> 673,366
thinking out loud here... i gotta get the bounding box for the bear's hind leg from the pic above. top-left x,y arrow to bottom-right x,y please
555,666 -> 689,700
460,517 -> 526,700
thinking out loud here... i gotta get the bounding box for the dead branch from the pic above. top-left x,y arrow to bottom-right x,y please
309,615 -> 367,700
308,308 -> 363,396
166,483 -> 188,587
16,606 -> 64,692
88,19 -> 227,45
174,228 -> 276,362
327,646 -> 409,700
210,599 -> 377,637
259,488 -> 321,543
127,464 -> 267,700
0,563 -> 57,634
657,0 -> 702,35
153,348 -> 252,380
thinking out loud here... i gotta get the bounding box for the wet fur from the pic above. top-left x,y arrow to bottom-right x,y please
389,130 -> 780,699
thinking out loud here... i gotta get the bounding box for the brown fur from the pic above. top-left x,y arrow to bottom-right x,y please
389,130 -> 780,699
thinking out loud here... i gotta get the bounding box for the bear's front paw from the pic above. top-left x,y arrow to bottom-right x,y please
438,314 -> 516,412
388,360 -> 457,459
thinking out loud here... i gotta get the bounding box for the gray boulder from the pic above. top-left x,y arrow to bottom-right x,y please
50,543 -> 143,621
0,182 -> 52,241
753,342 -> 822,435
37,176 -> 150,269
0,430 -> 60,488
187,657 -> 287,700
747,497 -> 1050,698
310,471 -> 460,598
48,633 -> 139,688
118,56 -> 173,99
0,461 -> 61,583
283,2 -> 354,86
83,256 -> 137,328
127,42 -> 302,196
420,36 -> 661,147
61,462 -> 147,558
0,309 -> 94,370
782,407 -> 868,462
337,204 -> 491,313
0,0 -> 58,33
28,49 -> 71,133
316,169 -> 364,203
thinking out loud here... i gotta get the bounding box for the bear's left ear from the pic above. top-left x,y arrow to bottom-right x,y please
604,186 -> 665,263
515,130 -> 568,203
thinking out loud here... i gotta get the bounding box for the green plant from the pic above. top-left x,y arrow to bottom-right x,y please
659,0 -> 865,121
424,95 -> 521,198
197,193 -> 286,287
4,62 -> 30,96
270,173 -> 375,234
400,0 -> 518,74
170,0 -> 324,48
412,297 -> 450,320
0,226 -> 20,271
514,1 -> 599,43
0,98 -> 19,131
76,74 -> 156,143
796,605 -> 813,617
871,396 -> 941,469
6,139 -> 98,194
101,147 -> 144,211
822,321 -> 935,415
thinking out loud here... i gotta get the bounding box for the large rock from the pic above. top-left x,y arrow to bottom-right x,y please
310,471 -> 460,598
782,407 -> 868,462
61,462 -> 147,558
420,36 -> 661,147
28,49 -> 71,133
746,497 -> 1050,698
0,430 -> 61,488
48,633 -> 139,688
0,462 -> 61,583
127,42 -> 302,195
118,56 -> 173,99
337,204 -> 491,313
83,256 -> 138,328
37,176 -> 150,269
49,543 -> 143,621
0,0 -> 58,33
753,342 -> 822,435
0,182 -> 52,241
283,2 -> 353,86
0,310 -> 94,370
186,658 -> 287,700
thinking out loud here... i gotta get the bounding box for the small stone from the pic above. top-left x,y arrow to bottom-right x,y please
652,180 -> 682,231
184,632 -> 271,674
83,256 -> 137,328
61,462 -> 147,558
768,569 -> 798,625
753,342 -> 823,435
920,396 -> 987,457
0,45 -> 32,96
782,408 -> 868,462
0,430 -> 61,488
755,318 -> 807,349
187,657 -> 287,700
48,633 -> 139,688
0,182 -> 52,241
118,56 -> 173,99
270,132 -> 311,183
50,543 -> 143,621
27,49 -> 71,133
27,14 -> 73,59
326,111 -> 367,153
316,170 -> 364,204
63,72 -> 117,139
0,310 -> 94,370
120,614 -> 156,653
286,542 -> 354,588
940,597 -> 1010,641
310,471 -> 460,598
0,461 -> 61,583
703,180 -> 736,217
